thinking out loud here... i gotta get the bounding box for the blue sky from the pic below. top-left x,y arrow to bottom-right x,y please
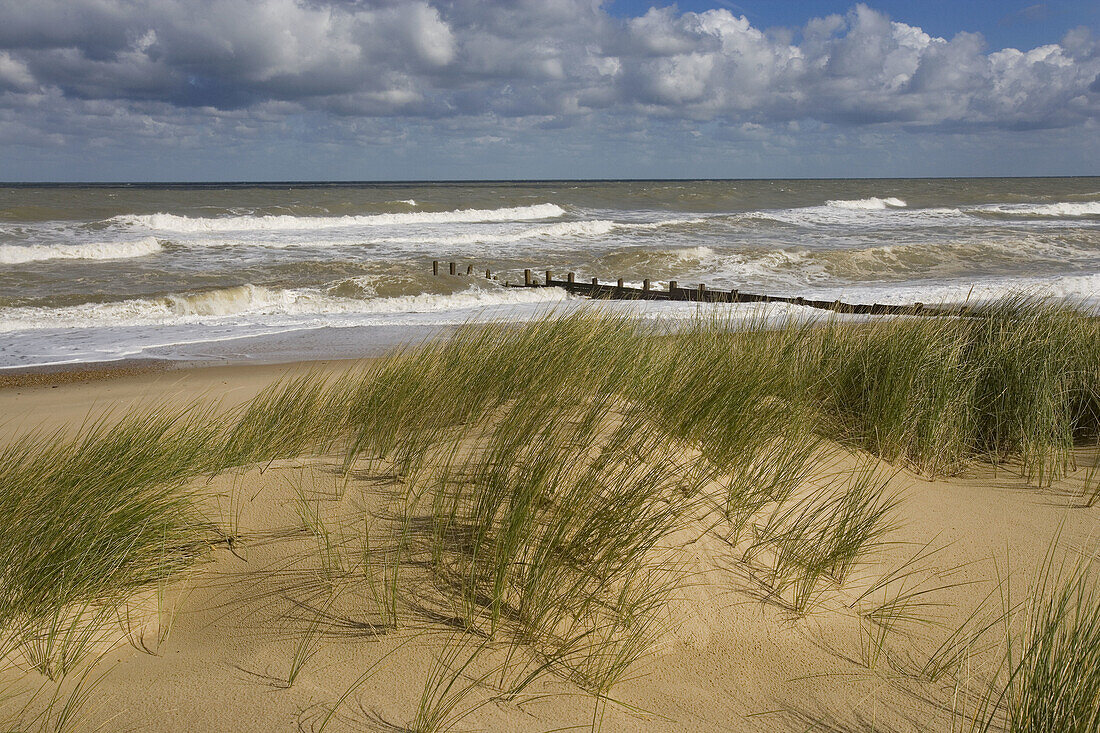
610,1 -> 1100,50
0,0 -> 1097,181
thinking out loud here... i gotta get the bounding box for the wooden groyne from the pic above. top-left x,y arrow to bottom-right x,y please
432,261 -> 968,317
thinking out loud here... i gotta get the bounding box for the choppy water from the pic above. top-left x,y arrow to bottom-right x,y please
1,178 -> 1098,368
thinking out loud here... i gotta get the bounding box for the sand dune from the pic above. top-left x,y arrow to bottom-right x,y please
1,309 -> 1098,732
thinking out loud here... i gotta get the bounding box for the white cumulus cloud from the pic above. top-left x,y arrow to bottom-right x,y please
0,0 -> 1097,177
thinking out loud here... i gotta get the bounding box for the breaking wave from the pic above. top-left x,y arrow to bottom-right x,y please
413,219 -> 620,246
0,283 -> 572,331
589,245 -> 718,275
970,202 -> 1100,218
825,197 -> 908,210
108,203 -> 567,232
736,200 -> 959,230
407,217 -> 705,245
0,237 -> 162,264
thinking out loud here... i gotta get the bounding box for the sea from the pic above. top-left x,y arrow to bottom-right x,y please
1,178 -> 1098,370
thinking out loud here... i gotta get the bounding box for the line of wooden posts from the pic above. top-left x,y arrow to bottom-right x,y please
432,260 -> 967,317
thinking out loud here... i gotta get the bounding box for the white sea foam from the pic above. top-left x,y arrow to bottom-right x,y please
971,201 -> 1100,218
825,197 -> 908,210
809,273 -> 1100,308
536,220 -> 618,237
0,283 -> 572,332
714,249 -> 813,283
473,219 -> 619,242
143,219 -> 623,251
109,203 -> 566,232
670,245 -> 715,260
0,237 -> 162,264
387,217 -> 703,247
391,219 -> 619,246
738,203 -> 968,230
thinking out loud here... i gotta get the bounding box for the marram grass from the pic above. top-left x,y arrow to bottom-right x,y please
808,296 -> 1100,482
946,548 -> 1100,733
0,298 -> 1096,726
0,407 -> 221,673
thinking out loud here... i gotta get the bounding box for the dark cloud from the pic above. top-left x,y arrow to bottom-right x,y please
0,0 -> 1097,161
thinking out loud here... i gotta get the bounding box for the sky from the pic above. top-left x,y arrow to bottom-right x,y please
0,0 -> 1098,181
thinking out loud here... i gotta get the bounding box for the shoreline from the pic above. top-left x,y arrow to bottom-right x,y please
0,354 -> 371,390
0,318 -> 441,389
0,356 -> 374,444
0,358 -> 174,389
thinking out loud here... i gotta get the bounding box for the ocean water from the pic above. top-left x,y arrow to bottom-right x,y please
1,178 -> 1098,369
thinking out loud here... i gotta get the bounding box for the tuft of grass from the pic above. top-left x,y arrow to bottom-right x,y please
720,429 -> 824,542
1,656 -> 111,733
0,408 -> 222,676
1078,443 -> 1100,507
807,297 -> 1100,483
815,317 -> 977,475
409,634 -> 497,733
968,552 -> 1100,733
419,392 -> 691,691
359,517 -> 402,632
18,604 -> 117,683
217,372 -> 358,469
850,539 -> 979,670
282,593 -> 334,689
747,460 -> 899,614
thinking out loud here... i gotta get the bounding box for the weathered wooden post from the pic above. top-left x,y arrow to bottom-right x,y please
485,268 -> 491,279
546,270 -> 553,286
731,288 -> 739,302
466,264 -> 473,275
698,283 -> 706,300
617,278 -> 624,289
591,277 -> 598,286
449,262 -> 456,275
567,272 -> 575,284
669,280 -> 678,300
643,278 -> 651,292
433,260 -> 439,276
524,269 -> 532,286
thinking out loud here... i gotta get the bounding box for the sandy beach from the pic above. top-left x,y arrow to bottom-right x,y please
0,361 -> 356,436
1,307 -> 1098,733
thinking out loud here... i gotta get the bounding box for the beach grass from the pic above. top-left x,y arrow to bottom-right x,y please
0,298 -> 1097,727
991,557 -> 1100,733
809,297 -> 1100,482
409,633 -> 497,733
744,458 -> 899,613
942,546 -> 1100,733
0,408 -> 221,676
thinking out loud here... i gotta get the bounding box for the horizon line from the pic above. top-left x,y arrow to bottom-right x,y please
3,174 -> 1099,186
